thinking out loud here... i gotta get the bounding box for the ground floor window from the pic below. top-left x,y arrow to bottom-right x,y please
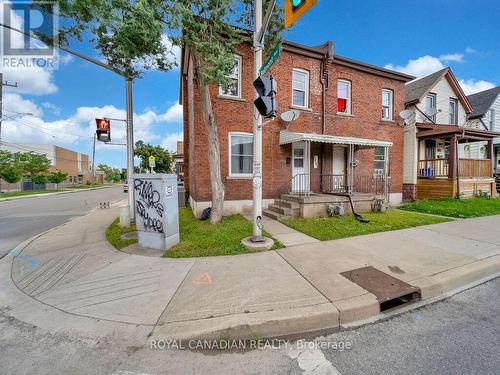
229,132 -> 253,176
374,146 -> 386,176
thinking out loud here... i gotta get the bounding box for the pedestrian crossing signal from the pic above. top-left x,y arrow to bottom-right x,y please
285,0 -> 317,28
95,118 -> 111,142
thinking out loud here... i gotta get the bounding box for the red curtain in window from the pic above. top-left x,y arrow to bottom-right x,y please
338,98 -> 347,112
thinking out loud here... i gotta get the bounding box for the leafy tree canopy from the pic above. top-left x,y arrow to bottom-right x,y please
134,140 -> 172,173
98,163 -> 122,182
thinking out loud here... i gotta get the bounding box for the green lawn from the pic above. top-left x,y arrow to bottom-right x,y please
164,208 -> 284,258
105,218 -> 137,250
0,189 -> 68,199
400,197 -> 500,218
280,209 -> 451,241
105,208 -> 283,257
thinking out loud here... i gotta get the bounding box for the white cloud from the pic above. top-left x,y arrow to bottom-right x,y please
439,53 -> 464,63
2,93 -> 43,117
1,95 -> 184,149
465,47 -> 477,54
160,103 -> 183,123
458,79 -> 496,95
161,132 -> 183,152
385,55 -> 446,78
41,102 -> 61,116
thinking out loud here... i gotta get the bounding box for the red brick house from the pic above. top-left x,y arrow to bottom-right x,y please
180,40 -> 414,218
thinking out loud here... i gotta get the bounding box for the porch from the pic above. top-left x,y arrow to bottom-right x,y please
415,124 -> 499,199
264,131 -> 392,219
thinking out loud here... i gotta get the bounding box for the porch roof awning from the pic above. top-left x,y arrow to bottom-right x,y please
279,131 -> 393,148
416,123 -> 500,140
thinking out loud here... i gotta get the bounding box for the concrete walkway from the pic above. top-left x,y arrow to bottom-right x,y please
4,206 -> 500,342
245,214 -> 319,246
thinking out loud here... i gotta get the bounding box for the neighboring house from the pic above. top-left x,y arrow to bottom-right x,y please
402,68 -> 499,200
180,39 -> 414,218
0,143 -> 93,192
172,141 -> 184,181
466,86 -> 500,172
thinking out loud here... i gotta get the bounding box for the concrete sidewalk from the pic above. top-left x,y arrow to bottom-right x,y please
6,206 -> 500,342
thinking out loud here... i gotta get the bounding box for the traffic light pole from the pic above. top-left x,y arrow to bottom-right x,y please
125,78 -> 135,221
252,0 -> 264,242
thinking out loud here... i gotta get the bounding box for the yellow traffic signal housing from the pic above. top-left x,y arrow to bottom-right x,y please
284,0 -> 317,28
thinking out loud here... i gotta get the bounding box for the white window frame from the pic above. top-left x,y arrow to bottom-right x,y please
449,98 -> 458,125
228,132 -> 253,177
373,146 -> 386,176
219,55 -> 242,99
426,93 -> 437,122
292,68 -> 309,108
381,89 -> 393,120
337,79 -> 352,114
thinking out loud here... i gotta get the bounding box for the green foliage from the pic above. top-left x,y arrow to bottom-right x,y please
134,140 -> 172,173
48,170 -> 69,184
0,165 -> 23,184
281,210 -> 451,241
98,164 -> 122,182
30,173 -> 49,185
0,150 -> 22,184
18,152 -> 51,178
400,197 -> 500,219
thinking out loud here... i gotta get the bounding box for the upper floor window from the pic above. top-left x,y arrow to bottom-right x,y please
219,55 -> 242,98
292,68 -> 309,108
229,132 -> 253,177
490,109 -> 496,130
449,98 -> 458,125
426,93 -> 437,122
337,80 -> 351,114
381,89 -> 393,120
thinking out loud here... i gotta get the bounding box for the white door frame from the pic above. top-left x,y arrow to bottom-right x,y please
292,141 -> 310,193
332,145 -> 346,192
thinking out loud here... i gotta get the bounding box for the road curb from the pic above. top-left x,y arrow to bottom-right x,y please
0,186 -> 110,202
149,259 -> 500,342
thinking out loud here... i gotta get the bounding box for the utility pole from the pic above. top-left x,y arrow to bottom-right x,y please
91,132 -> 96,187
0,73 -> 18,193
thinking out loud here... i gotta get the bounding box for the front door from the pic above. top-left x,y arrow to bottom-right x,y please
332,146 -> 346,192
292,142 -> 308,192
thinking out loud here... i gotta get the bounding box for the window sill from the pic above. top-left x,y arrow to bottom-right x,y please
290,105 -> 312,112
335,112 -> 354,118
227,175 -> 253,180
217,95 -> 246,102
380,119 -> 396,124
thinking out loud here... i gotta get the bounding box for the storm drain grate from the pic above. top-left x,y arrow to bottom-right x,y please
341,266 -> 421,312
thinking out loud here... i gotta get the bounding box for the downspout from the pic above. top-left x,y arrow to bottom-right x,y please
319,42 -> 332,192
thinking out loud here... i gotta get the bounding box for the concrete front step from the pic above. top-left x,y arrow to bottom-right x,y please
274,199 -> 300,209
263,208 -> 285,220
268,204 -> 299,217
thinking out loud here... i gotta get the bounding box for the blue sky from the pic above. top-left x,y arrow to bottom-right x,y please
2,0 -> 499,168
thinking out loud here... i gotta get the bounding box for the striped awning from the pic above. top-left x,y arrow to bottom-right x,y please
279,131 -> 393,148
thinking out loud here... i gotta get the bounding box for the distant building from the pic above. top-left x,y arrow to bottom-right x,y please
0,143 -> 98,191
172,141 -> 184,181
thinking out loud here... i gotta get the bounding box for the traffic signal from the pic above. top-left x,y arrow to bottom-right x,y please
95,118 -> 111,142
253,75 -> 277,118
284,0 -> 317,28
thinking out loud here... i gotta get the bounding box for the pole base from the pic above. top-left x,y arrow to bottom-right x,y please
241,236 -> 274,252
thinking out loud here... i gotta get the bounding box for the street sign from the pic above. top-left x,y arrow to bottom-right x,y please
284,0 -> 317,28
148,156 -> 156,168
260,44 -> 282,75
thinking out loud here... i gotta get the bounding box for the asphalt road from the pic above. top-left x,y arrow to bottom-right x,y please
0,274 -> 498,374
0,186 -> 126,259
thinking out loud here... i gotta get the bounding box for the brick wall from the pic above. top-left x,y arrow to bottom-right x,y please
182,41 -> 408,205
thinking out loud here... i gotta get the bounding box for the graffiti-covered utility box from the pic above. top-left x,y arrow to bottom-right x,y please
132,173 -> 180,251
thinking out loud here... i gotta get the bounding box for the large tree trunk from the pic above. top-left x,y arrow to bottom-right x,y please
192,50 -> 225,224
